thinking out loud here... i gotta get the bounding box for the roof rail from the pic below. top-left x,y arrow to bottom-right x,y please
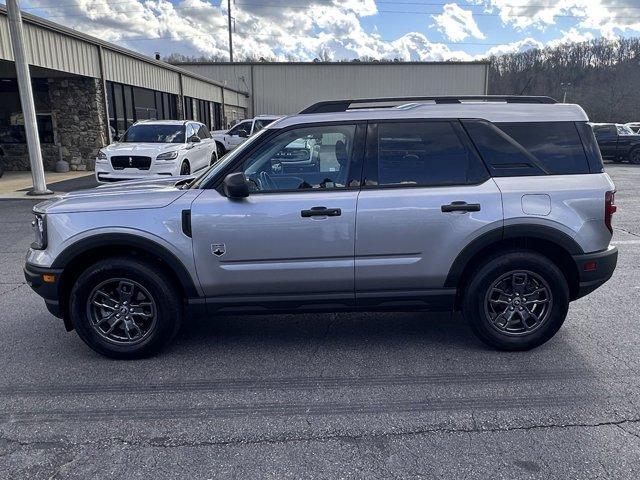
299,95 -> 558,114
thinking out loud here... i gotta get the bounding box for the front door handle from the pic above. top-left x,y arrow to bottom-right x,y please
441,201 -> 481,213
301,206 -> 342,217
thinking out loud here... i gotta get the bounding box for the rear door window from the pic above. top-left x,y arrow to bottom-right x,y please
370,121 -> 488,187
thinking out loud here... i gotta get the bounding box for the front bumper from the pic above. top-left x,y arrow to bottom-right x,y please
24,263 -> 64,318
572,246 -> 618,299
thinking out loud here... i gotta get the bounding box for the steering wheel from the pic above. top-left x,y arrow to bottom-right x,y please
257,171 -> 277,191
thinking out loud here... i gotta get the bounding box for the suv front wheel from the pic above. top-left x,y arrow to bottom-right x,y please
69,257 -> 182,359
462,251 -> 569,351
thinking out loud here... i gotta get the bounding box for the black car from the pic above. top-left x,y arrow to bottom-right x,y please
591,123 -> 640,164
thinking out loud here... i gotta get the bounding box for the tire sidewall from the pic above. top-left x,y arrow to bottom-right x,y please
463,251 -> 569,351
70,258 -> 181,359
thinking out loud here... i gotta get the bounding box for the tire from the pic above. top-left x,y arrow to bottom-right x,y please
180,161 -> 190,176
210,151 -> 217,167
69,257 -> 182,359
629,148 -> 640,165
462,250 -> 569,351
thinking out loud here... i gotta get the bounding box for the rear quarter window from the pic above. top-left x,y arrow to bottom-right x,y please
463,120 -> 591,176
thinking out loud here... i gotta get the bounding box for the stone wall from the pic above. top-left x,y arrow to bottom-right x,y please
49,77 -> 108,171
1,76 -> 108,171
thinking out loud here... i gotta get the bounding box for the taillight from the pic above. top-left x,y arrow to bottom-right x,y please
605,190 -> 617,234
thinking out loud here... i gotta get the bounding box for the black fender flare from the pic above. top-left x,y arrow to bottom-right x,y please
444,224 -> 584,288
51,233 -> 199,297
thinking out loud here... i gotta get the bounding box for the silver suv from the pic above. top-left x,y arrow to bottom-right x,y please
25,96 -> 618,358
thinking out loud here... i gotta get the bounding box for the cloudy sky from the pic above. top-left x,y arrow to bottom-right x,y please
9,0 -> 640,61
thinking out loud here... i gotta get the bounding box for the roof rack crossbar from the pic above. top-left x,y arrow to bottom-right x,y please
299,95 -> 558,114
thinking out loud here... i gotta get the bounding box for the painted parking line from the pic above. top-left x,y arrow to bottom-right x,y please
611,240 -> 640,245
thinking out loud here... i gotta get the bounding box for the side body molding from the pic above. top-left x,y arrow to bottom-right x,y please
51,233 -> 200,297
444,224 -> 584,288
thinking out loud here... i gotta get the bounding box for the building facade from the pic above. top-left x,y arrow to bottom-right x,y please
176,61 -> 490,117
0,6 -> 248,171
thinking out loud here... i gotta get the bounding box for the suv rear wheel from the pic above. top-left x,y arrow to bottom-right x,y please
69,257 -> 182,359
462,250 -> 569,350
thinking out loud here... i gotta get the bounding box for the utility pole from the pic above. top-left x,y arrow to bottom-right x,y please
227,0 -> 233,62
7,0 -> 51,195
561,82 -> 572,103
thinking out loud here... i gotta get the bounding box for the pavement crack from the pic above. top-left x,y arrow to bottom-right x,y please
3,418 -> 640,451
614,226 -> 640,238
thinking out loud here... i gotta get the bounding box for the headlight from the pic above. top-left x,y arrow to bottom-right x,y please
96,150 -> 108,162
31,213 -> 47,250
157,151 -> 179,161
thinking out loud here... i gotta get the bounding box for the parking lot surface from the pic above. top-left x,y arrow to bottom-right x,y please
0,164 -> 639,479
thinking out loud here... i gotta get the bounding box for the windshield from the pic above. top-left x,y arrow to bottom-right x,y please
121,124 -> 185,143
189,127 -> 271,189
617,124 -> 635,135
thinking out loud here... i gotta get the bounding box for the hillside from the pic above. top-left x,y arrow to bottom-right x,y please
488,37 -> 640,123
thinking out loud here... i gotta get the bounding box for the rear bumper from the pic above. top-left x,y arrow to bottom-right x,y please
572,246 -> 618,299
24,263 -> 64,318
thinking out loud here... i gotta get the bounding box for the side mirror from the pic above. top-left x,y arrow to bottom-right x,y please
189,135 -> 201,143
223,172 -> 250,199
237,129 -> 249,138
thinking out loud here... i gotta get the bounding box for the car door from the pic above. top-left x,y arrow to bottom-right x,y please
225,120 -> 252,150
354,120 -> 503,308
593,125 -> 618,159
190,122 -> 365,310
197,124 -> 214,167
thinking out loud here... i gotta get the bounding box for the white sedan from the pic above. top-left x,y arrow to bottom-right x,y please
95,120 -> 217,183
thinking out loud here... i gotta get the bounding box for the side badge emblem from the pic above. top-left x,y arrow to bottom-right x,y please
211,244 -> 226,257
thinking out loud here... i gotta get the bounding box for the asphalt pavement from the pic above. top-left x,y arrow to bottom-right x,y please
0,164 -> 639,479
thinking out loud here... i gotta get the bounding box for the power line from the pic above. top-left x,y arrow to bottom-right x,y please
16,5 -> 640,21
16,1 -> 640,11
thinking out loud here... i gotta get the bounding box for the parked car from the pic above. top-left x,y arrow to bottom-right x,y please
25,95 -> 617,358
625,122 -> 640,133
211,115 -> 280,156
94,120 -> 217,183
591,122 -> 640,164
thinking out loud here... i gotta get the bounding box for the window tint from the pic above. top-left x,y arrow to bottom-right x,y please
375,122 -> 486,187
239,125 -> 357,192
496,122 -> 590,174
197,125 -> 211,139
592,124 -> 616,136
228,121 -> 251,136
254,119 -> 275,133
121,124 -> 185,143
463,121 -> 553,177
186,123 -> 198,140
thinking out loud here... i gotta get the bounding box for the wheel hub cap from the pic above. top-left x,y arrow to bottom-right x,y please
484,270 -> 553,336
87,279 -> 157,345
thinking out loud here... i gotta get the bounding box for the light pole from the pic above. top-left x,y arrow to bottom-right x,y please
561,82 -> 572,103
6,0 -> 52,195
227,0 -> 233,62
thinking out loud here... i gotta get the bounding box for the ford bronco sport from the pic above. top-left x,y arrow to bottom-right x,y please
25,96 -> 618,358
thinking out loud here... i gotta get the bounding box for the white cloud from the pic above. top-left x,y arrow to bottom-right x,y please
433,3 -> 486,42
479,37 -> 543,58
20,0 -> 473,61
482,0 -> 640,37
546,28 -> 595,48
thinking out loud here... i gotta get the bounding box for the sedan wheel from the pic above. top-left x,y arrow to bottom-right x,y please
180,161 -> 190,175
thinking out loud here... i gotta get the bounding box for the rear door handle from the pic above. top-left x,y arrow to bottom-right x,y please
441,201 -> 481,213
301,206 -> 342,217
